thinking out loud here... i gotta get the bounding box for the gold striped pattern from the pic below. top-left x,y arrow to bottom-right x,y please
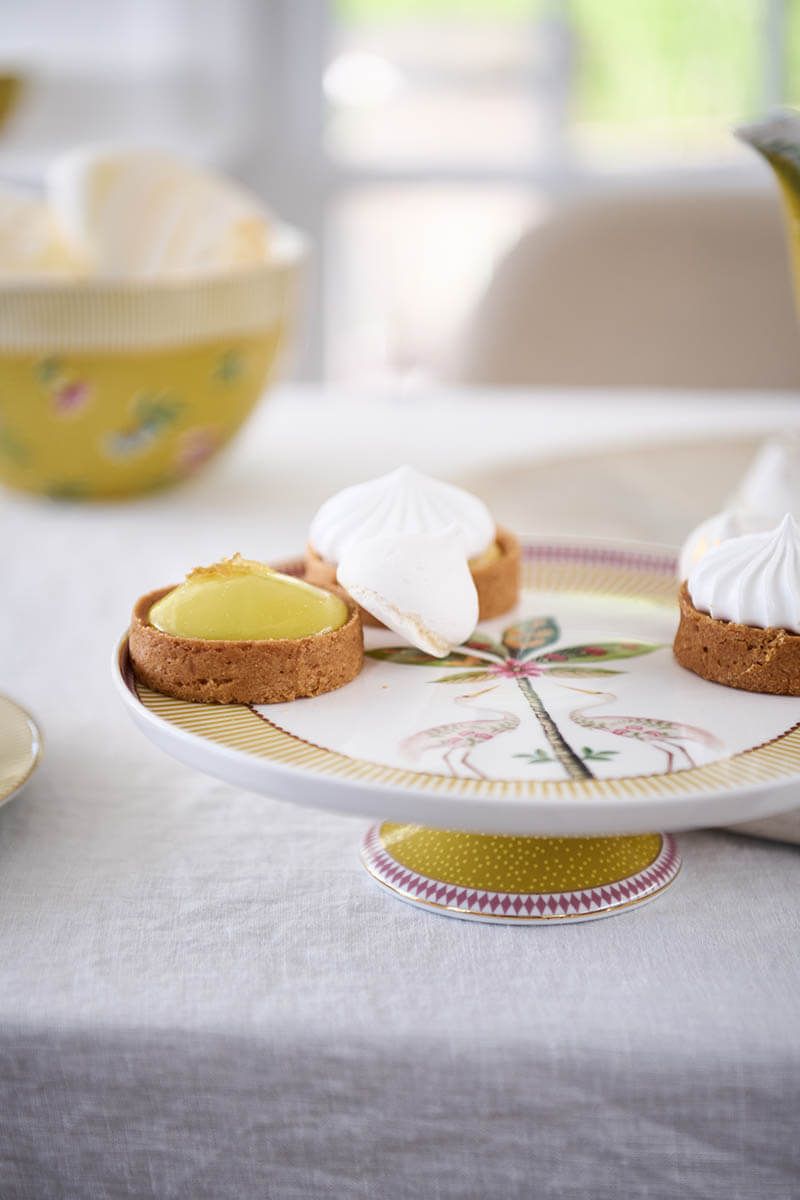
522,554 -> 677,603
0,226 -> 305,351
132,548 -> 800,801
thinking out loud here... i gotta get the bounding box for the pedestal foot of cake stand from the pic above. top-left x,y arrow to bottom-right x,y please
360,824 -> 680,924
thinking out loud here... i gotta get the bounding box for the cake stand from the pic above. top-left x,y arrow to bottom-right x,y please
113,538 -> 800,924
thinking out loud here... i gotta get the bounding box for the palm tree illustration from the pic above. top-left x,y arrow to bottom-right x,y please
368,617 -> 660,781
401,685 -> 520,779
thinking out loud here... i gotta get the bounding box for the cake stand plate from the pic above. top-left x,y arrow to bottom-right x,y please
113,538 -> 800,924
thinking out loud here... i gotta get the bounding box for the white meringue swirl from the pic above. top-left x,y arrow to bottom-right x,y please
309,465 -> 495,562
678,509 -> 770,581
687,514 -> 800,633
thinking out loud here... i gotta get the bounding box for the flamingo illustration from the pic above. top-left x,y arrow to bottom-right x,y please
562,687 -> 722,774
401,686 -> 520,780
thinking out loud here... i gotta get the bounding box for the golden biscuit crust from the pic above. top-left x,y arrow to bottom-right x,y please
673,582 -> 800,696
129,586 -> 363,704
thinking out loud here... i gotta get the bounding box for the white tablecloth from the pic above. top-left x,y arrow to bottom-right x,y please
2,386 -> 799,1200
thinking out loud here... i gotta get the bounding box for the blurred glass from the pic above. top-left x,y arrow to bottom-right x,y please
326,185 -> 543,381
328,0 -> 558,168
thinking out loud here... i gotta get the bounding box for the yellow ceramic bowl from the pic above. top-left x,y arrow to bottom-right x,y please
0,224 -> 306,499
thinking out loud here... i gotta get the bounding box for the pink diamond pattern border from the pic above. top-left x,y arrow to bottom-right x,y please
361,826 -> 680,920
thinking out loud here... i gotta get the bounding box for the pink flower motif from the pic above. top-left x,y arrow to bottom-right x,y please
53,380 -> 91,415
175,427 -> 220,474
489,661 -> 545,679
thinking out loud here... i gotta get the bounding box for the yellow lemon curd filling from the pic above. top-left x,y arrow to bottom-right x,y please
149,554 -> 349,641
469,540 -> 501,569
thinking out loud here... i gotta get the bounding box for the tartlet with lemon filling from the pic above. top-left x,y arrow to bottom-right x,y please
129,555 -> 363,704
304,466 -> 520,625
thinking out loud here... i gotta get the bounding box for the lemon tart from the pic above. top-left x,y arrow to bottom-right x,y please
129,555 -> 363,704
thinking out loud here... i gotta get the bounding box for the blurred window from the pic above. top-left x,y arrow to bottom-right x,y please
0,0 -> 797,381
319,0 -> 796,382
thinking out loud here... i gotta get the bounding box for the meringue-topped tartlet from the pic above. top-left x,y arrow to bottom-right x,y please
673,515 -> 800,695
678,434 -> 800,579
129,555 -> 363,704
305,466 -> 520,627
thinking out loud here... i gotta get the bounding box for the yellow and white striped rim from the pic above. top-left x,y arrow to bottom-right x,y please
124,542 -> 800,804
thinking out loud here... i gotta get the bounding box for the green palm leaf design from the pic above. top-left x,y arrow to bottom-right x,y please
513,749 -> 555,765
535,641 -> 662,664
502,617 -> 559,656
433,670 -> 496,684
581,747 -> 619,762
366,647 -> 487,667
463,631 -> 507,660
545,667 -> 623,677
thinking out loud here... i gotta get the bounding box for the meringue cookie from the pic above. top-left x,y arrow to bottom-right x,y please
46,147 -> 270,278
336,528 -> 479,657
310,465 -> 495,563
687,513 -> 800,633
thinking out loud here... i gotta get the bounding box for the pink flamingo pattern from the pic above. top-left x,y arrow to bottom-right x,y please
401,686 -> 520,780
369,613 -> 721,781
563,686 -> 723,773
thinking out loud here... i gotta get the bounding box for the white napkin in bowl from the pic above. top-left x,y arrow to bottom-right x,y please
46,147 -> 271,279
0,186 -> 83,277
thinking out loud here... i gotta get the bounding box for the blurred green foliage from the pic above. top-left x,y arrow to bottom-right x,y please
337,0 -> 782,125
787,0 -> 800,103
572,0 -> 761,124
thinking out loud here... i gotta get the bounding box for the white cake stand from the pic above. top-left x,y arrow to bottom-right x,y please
113,538 -> 800,924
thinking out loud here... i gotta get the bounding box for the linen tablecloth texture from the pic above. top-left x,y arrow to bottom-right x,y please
2,388 -> 799,1200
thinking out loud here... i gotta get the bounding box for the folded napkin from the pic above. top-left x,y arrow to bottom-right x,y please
0,147 -> 271,281
0,187 -> 80,277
